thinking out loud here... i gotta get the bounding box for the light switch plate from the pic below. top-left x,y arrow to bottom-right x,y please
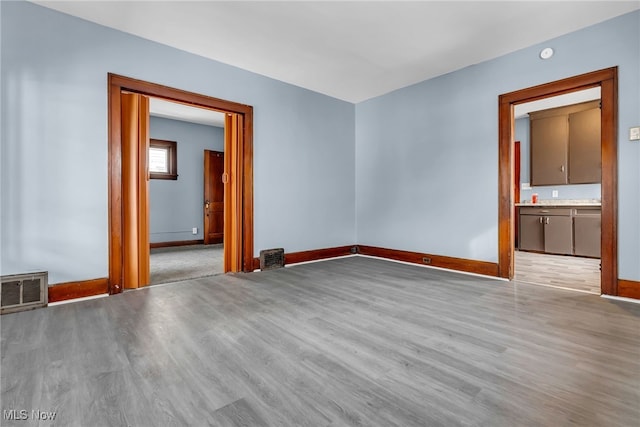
552,190 -> 559,198
192,227 -> 198,235
521,183 -> 531,190
630,126 -> 640,141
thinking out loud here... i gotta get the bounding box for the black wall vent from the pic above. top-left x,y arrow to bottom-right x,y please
260,248 -> 285,271
1,272 -> 48,314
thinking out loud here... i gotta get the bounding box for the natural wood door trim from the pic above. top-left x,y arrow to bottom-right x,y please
121,93 -> 150,289
204,150 -> 225,245
108,74 -> 254,294
498,67 -> 618,295
514,141 -> 520,248
618,279 -> 640,300
242,112 -> 254,272
223,114 -> 243,272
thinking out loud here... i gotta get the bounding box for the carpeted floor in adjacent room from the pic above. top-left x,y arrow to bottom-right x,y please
150,244 -> 224,285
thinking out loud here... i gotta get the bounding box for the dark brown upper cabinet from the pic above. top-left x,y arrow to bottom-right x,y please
529,100 -> 601,186
568,107 -> 601,184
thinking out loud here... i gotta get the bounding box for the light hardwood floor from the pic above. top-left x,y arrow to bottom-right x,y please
2,256 -> 638,426
515,250 -> 601,294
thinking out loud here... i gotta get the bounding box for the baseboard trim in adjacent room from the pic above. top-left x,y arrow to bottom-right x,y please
617,279 -> 640,300
48,278 -> 109,303
357,245 -> 500,278
150,239 -> 205,249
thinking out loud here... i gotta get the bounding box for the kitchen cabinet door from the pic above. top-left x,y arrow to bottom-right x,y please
569,107 -> 601,184
530,115 -> 568,186
519,215 -> 544,252
574,215 -> 601,258
544,215 -> 573,255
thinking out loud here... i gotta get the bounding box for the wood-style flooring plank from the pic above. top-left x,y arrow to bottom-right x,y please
1,256 -> 639,426
515,250 -> 601,293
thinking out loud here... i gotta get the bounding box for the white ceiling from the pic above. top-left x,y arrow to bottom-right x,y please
34,1 -> 640,103
149,97 -> 226,128
514,87 -> 601,119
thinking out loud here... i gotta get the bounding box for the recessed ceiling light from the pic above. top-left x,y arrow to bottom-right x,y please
540,47 -> 554,60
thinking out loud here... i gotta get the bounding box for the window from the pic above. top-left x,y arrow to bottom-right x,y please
149,139 -> 177,180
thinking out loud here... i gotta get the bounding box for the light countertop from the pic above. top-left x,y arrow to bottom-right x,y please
516,199 -> 601,207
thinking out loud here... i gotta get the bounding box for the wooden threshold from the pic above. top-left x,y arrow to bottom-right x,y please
150,239 -> 205,249
48,278 -> 109,303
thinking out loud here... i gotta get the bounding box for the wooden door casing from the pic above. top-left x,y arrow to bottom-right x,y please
204,150 -> 224,244
108,74 -> 254,294
514,141 -> 520,248
224,114 -> 244,273
499,67 -> 617,296
121,92 -> 150,289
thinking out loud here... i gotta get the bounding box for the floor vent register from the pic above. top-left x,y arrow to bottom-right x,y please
260,248 -> 285,271
1,271 -> 48,314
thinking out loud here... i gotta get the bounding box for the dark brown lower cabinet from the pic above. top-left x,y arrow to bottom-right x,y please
543,215 -> 573,255
519,206 -> 601,258
519,214 -> 545,252
574,210 -> 601,258
519,208 -> 573,255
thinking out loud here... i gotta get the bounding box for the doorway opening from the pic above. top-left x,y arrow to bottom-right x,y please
108,74 -> 254,293
498,67 -> 618,296
512,89 -> 602,294
147,98 -> 226,285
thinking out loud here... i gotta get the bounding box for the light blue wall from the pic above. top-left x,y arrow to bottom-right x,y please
2,1 -> 639,284
148,117 -> 223,243
0,1 -> 355,284
515,117 -> 601,202
356,11 -> 639,280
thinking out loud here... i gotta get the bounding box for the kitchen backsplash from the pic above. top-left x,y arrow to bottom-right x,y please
520,183 -> 601,203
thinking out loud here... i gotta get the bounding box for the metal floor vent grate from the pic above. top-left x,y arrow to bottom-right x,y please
260,248 -> 285,271
1,272 -> 48,314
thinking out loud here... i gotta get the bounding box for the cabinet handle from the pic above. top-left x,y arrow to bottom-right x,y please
561,165 -> 565,172
539,217 -> 543,224
546,217 -> 550,225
